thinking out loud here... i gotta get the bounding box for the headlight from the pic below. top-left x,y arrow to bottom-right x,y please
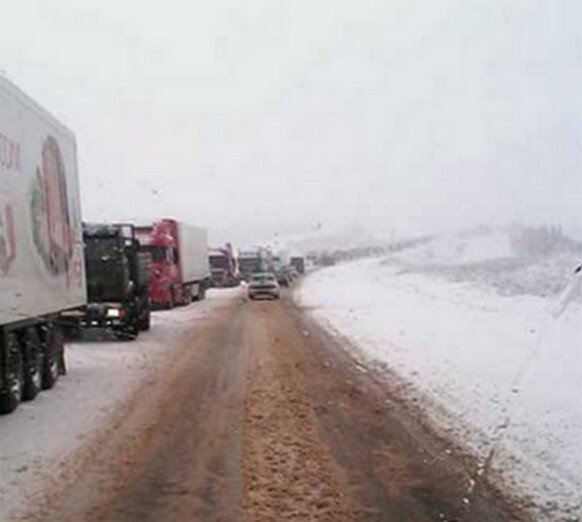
107,308 -> 121,318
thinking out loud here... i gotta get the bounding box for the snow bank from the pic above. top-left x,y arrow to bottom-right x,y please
299,233 -> 582,521
0,289 -> 240,520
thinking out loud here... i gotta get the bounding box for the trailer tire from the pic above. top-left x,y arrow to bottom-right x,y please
41,326 -> 62,389
21,328 -> 43,401
197,284 -> 206,301
0,333 -> 24,414
181,287 -> 192,306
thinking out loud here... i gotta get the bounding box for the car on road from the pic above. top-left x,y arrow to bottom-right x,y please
248,272 -> 280,300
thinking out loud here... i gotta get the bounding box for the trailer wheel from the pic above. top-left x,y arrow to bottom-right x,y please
21,328 -> 43,401
0,333 -> 23,414
41,325 -> 63,389
181,287 -> 192,306
138,309 -> 151,332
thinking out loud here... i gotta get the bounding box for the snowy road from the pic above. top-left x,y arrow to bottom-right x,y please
0,289 -> 240,521
0,287 -> 519,521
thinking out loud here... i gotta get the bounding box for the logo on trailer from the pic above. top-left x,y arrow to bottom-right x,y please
0,202 -> 16,275
0,130 -> 20,275
30,136 -> 73,280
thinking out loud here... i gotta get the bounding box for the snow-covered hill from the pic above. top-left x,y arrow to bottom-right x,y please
299,229 -> 582,521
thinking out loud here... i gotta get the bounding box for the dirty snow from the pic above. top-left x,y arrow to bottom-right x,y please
0,289 -> 240,521
299,229 -> 582,521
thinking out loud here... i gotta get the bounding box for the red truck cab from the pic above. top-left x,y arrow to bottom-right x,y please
136,218 -> 209,309
136,220 -> 185,308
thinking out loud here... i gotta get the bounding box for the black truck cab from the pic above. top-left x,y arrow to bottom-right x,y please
64,223 -> 151,340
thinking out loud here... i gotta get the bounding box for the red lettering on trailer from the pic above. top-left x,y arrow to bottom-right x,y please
0,132 -> 21,171
0,202 -> 16,274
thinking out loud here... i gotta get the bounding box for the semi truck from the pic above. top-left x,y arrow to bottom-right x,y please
136,219 -> 209,308
61,224 -> 152,340
0,76 -> 86,414
271,250 -> 292,286
209,243 -> 239,287
238,247 -> 272,282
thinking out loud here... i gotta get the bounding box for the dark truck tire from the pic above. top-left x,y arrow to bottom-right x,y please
195,282 -> 206,301
164,290 -> 175,310
113,330 -> 137,342
0,333 -> 24,414
179,287 -> 192,306
138,307 -> 151,332
113,321 -> 139,341
41,325 -> 63,389
21,328 -> 43,401
186,287 -> 193,305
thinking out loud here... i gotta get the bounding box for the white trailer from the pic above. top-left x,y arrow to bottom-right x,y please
0,76 -> 86,414
177,222 -> 209,298
178,223 -> 208,284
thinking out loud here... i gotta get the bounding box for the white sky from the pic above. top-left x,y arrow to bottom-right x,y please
1,1 -> 580,244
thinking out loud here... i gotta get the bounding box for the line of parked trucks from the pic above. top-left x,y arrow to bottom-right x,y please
58,218 -> 210,342
0,77 -> 305,415
0,78 -> 214,413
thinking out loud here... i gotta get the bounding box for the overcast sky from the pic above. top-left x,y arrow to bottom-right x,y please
1,1 -> 580,244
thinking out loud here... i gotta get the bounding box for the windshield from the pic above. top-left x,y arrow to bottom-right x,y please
239,258 -> 260,270
251,273 -> 275,283
141,245 -> 167,263
209,255 -> 229,269
84,237 -> 121,261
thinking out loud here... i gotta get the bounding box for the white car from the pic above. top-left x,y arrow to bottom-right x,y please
248,273 -> 280,300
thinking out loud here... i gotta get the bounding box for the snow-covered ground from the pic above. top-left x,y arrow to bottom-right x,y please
0,289 -> 239,521
299,229 -> 582,521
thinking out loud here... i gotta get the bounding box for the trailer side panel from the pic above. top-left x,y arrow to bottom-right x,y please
0,78 -> 86,327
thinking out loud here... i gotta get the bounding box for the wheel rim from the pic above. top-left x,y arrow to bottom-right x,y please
10,372 -> 22,402
7,334 -> 23,403
49,359 -> 59,380
44,326 -> 63,386
31,358 -> 42,389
